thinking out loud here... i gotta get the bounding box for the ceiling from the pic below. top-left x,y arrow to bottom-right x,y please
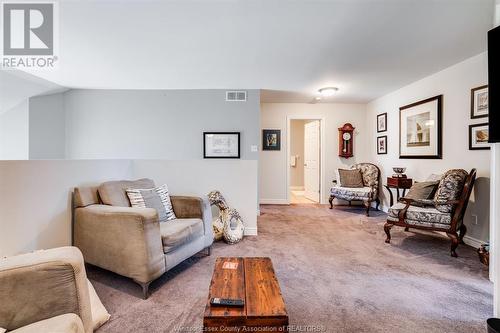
24,0 -> 494,103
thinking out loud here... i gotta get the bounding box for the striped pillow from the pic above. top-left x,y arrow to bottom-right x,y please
126,184 -> 176,222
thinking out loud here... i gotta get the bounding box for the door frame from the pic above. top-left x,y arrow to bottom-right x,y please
286,116 -> 326,204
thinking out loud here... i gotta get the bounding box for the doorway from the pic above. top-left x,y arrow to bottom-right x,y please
288,118 -> 323,204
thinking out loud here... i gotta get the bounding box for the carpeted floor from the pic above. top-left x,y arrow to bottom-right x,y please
89,204 -> 492,333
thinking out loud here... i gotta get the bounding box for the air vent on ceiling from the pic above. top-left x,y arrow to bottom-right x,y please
226,90 -> 247,102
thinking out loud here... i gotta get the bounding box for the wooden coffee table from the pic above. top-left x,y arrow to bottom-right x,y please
203,257 -> 288,332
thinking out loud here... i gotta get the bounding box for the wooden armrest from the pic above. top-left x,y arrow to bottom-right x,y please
398,198 -> 414,205
397,198 -> 413,222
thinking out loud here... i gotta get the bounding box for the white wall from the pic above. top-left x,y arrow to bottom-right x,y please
0,101 -> 29,160
29,93 -> 66,159
0,160 -> 134,256
133,160 -> 258,235
64,89 -> 260,160
0,71 -> 65,161
0,159 -> 258,257
290,120 -> 305,188
366,52 -> 489,244
260,103 -> 368,204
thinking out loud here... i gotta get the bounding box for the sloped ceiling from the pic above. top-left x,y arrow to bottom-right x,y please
22,0 -> 494,103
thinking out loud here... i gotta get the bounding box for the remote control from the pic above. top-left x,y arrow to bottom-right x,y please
210,297 -> 244,307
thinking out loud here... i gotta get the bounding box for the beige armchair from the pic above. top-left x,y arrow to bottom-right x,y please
0,247 -> 93,333
73,179 -> 214,299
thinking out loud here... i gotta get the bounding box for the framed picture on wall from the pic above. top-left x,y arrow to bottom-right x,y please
377,113 -> 387,132
377,136 -> 387,154
469,123 -> 490,150
262,129 -> 281,151
470,85 -> 488,119
203,132 -> 240,158
399,95 -> 442,159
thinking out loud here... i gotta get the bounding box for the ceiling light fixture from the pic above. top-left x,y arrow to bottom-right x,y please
318,87 -> 339,97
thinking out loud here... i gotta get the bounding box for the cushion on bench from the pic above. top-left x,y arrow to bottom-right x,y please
330,186 -> 372,201
388,202 -> 452,229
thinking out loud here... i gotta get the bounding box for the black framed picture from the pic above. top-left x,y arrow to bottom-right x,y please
203,132 -> 240,158
470,85 -> 488,119
469,123 -> 490,150
377,136 -> 387,154
399,95 -> 442,159
262,129 -> 281,151
377,113 -> 387,132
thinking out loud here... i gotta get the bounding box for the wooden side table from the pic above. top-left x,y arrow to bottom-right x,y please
384,177 -> 413,207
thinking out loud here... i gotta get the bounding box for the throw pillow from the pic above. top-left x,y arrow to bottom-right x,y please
405,181 -> 439,200
126,184 -> 176,222
338,169 -> 364,188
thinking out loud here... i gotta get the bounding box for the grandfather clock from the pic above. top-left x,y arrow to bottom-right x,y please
338,123 -> 354,158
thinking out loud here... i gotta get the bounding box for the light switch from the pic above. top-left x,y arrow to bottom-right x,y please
251,145 -> 258,152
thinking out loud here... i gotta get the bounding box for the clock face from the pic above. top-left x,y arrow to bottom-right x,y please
342,132 -> 351,141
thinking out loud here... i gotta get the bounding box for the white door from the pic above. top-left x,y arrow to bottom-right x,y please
304,120 -> 320,202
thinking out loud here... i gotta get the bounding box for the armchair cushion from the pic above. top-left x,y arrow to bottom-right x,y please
160,218 -> 204,253
388,202 -> 452,229
433,169 -> 468,213
98,178 -> 155,207
330,186 -> 372,201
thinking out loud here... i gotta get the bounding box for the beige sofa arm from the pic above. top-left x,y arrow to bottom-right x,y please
74,205 -> 165,284
0,247 -> 92,333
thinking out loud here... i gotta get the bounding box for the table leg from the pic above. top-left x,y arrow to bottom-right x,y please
384,185 -> 394,207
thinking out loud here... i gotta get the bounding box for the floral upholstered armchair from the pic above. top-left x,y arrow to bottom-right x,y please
384,169 -> 476,257
329,163 -> 381,216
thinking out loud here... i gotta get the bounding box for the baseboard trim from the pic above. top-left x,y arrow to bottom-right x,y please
463,235 -> 483,249
244,227 -> 258,236
259,199 -> 289,205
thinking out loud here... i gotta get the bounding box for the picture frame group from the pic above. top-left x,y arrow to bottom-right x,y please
376,113 -> 387,155
469,85 -> 490,150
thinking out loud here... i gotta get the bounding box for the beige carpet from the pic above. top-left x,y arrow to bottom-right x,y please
89,204 -> 492,333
